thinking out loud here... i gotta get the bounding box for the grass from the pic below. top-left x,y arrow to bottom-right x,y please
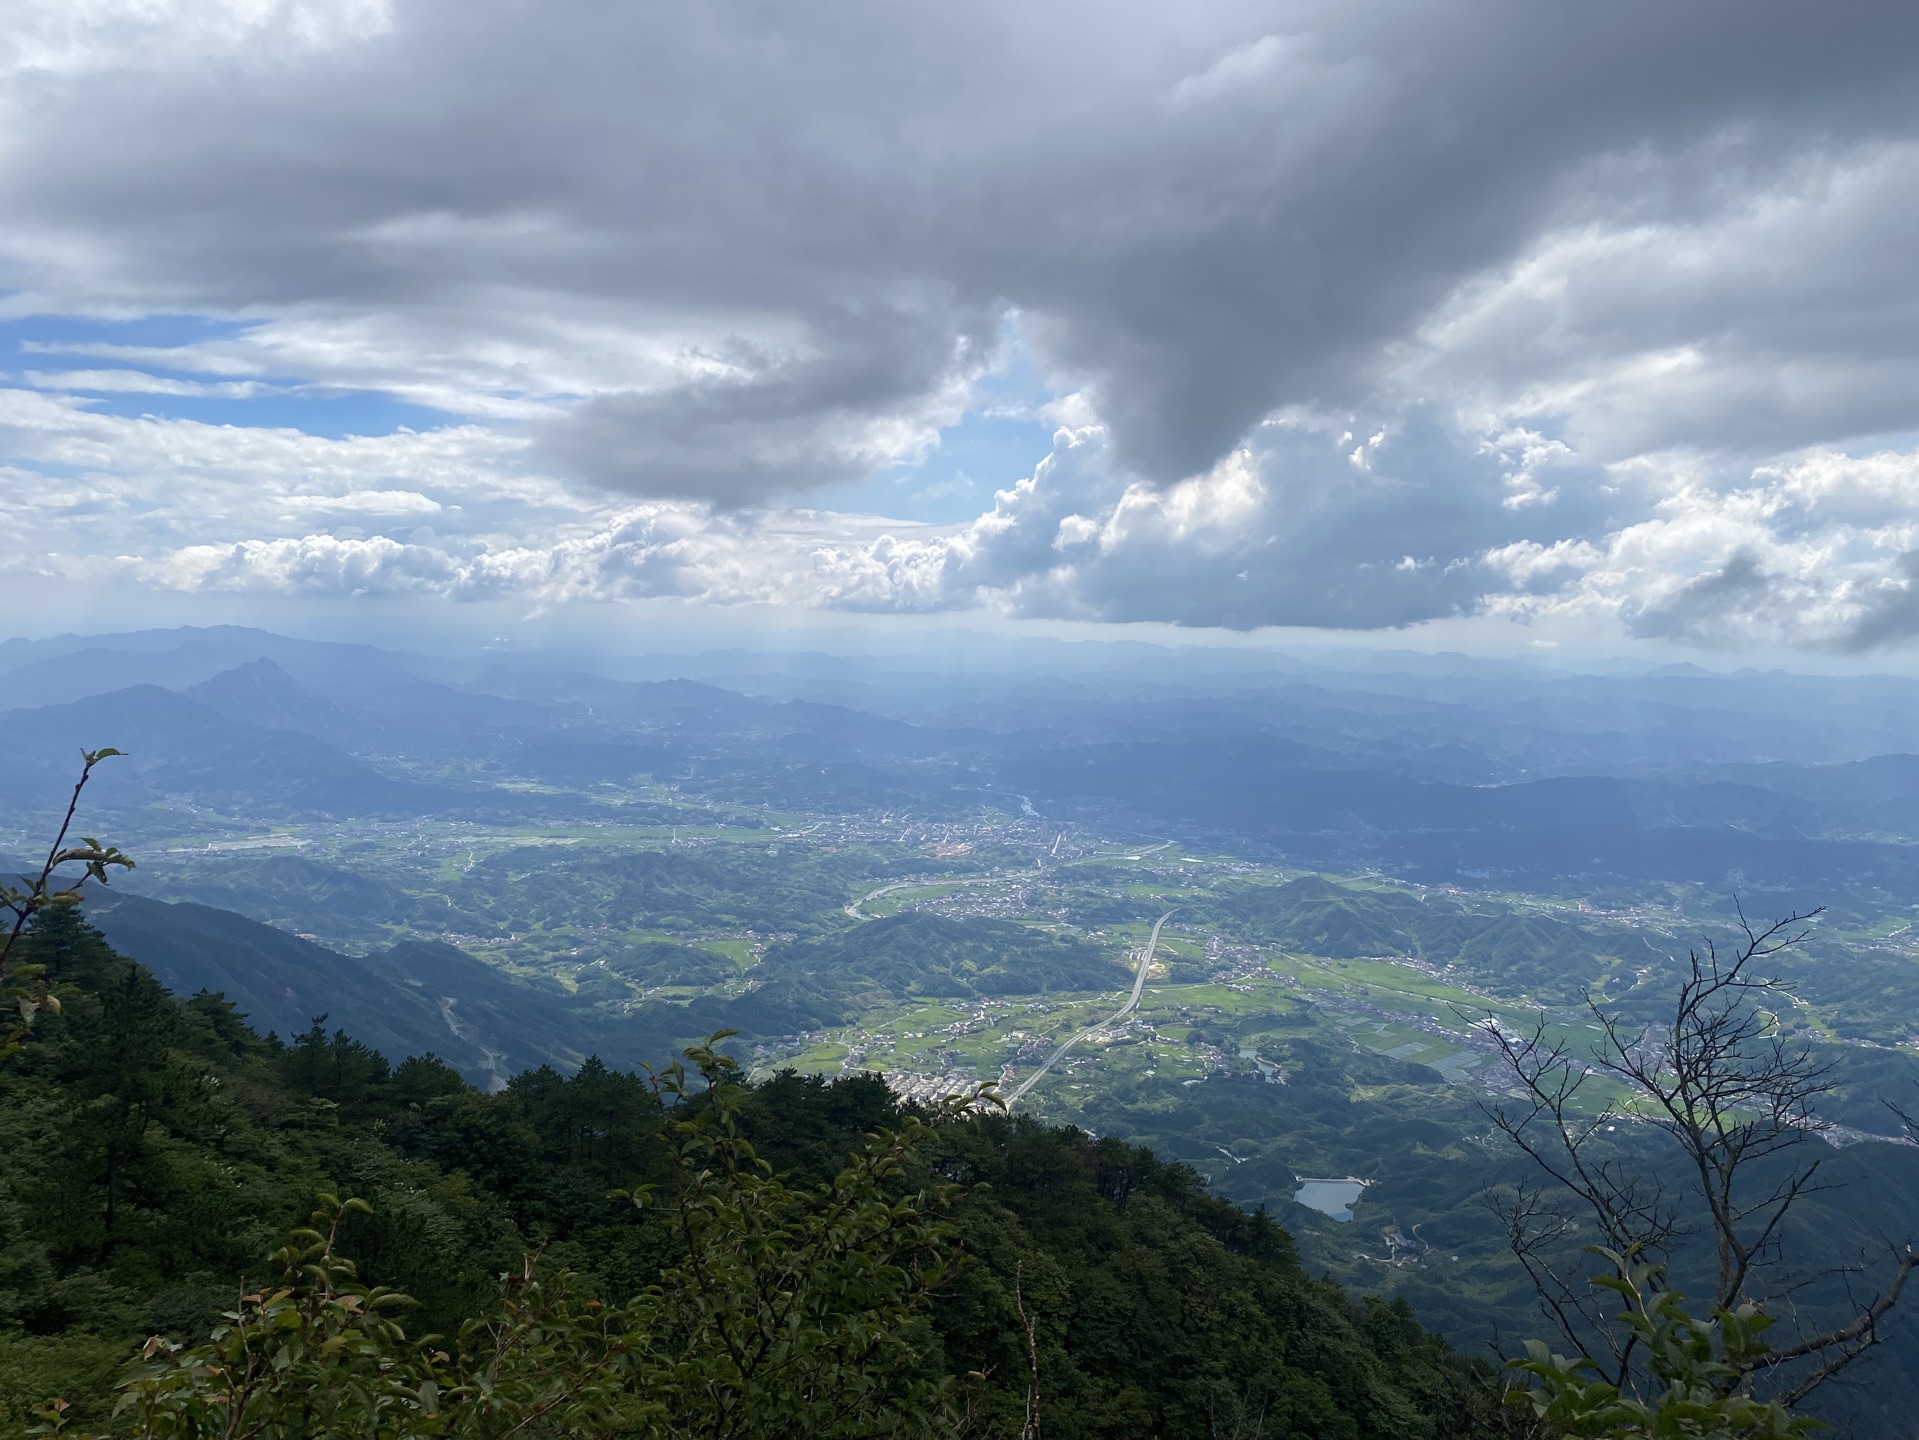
134,809 -> 1912,1127
698,939 -> 759,967
792,1040 -> 850,1072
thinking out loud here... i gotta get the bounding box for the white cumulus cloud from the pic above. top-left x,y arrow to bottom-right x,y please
2,0 -> 1918,650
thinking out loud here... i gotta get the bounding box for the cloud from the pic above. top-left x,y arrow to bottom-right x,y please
126,506 -> 945,609
1477,446 -> 1919,650
0,385 -> 574,573
1626,549 -> 1779,644
846,412 -> 1611,630
282,489 -> 442,516
1399,141 -> 1919,465
76,409 -> 1567,629
23,369 -> 280,398
5,3 -> 1917,471
14,369 -> 1919,657
1843,552 -> 1919,651
151,533 -> 459,597
528,304 -> 995,506
3,0 -> 1919,644
54,401 -> 1919,661
0,0 -> 390,81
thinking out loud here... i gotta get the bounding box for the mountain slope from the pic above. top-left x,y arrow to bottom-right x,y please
80,892 -> 721,1085
0,909 -> 1499,1437
83,891 -> 501,1075
0,684 -> 451,826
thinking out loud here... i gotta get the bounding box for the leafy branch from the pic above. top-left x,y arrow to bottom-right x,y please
1509,1248 -> 1820,1440
1,747 -> 133,1057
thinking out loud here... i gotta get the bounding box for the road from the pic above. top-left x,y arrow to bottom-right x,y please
844,839 -> 1173,920
1006,909 -> 1176,1106
843,879 -> 920,918
842,872 -> 1015,919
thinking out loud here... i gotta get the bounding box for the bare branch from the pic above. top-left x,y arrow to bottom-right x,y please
1486,904 -> 1917,1411
1481,1183 -> 1639,1390
1766,1248 -> 1919,1406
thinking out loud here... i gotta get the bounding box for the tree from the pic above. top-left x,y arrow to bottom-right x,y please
0,749 -> 133,1058
1510,1250 -> 1820,1440
43,917 -> 184,1250
105,1036 -> 975,1439
1487,907 -> 1917,1420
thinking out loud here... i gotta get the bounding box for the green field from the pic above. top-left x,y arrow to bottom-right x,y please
111,793 -> 1919,1430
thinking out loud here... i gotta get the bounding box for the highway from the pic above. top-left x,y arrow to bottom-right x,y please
1006,909 -> 1175,1106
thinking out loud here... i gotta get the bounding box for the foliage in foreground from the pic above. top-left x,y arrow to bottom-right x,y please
0,749 -> 132,1059
1508,1251 -> 1817,1440
108,1041 -> 962,1439
0,757 -> 1887,1437
0,906 -> 1496,1438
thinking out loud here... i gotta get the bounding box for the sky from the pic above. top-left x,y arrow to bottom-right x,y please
3,0 -> 1919,659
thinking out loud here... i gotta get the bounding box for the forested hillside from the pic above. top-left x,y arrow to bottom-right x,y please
0,907 -> 1496,1437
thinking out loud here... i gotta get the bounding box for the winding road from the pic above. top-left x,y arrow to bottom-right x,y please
842,874 -> 1004,919
843,879 -> 920,918
1006,909 -> 1176,1106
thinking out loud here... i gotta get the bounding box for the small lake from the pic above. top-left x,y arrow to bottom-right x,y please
1237,1046 -> 1285,1085
1293,1178 -> 1368,1222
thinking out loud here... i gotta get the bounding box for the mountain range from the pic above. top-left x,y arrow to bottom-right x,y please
6,627 -> 1919,902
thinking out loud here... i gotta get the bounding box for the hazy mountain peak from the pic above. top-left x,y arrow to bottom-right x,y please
187,658 -> 350,738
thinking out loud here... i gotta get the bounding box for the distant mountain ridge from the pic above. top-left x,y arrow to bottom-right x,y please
9,625 -> 1919,895
81,891 -> 593,1087
0,682 -> 458,822
0,624 -> 434,700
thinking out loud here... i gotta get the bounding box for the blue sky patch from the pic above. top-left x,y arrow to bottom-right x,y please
1,307 -> 458,439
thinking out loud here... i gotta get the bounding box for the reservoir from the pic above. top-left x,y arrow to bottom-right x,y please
1293,1178 -> 1368,1222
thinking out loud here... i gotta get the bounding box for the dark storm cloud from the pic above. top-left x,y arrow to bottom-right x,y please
1627,549 -> 1778,644
529,301 -> 998,506
1843,552 -> 1919,652
7,0 -> 1918,499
